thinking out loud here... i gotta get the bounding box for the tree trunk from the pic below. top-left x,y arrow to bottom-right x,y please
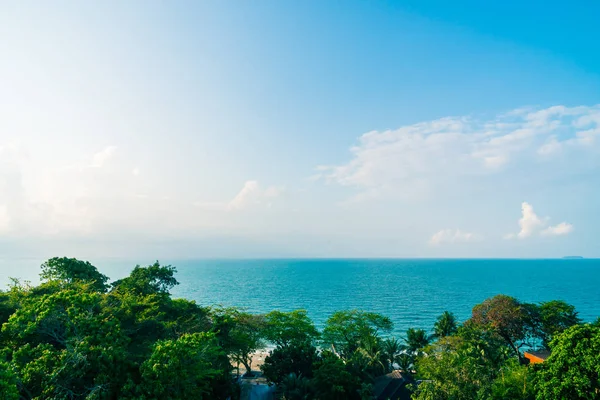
506,338 -> 524,364
242,358 -> 253,377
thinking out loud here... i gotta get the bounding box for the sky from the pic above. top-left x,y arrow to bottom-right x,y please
1,1 -> 599,260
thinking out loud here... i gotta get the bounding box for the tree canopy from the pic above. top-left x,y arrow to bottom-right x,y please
40,257 -> 109,292
263,310 -> 320,347
536,300 -> 581,349
534,324 -> 600,399
138,332 -> 230,400
322,310 -> 393,358
470,294 -> 534,361
111,261 -> 178,296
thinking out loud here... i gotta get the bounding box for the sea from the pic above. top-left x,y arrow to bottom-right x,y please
1,258 -> 599,336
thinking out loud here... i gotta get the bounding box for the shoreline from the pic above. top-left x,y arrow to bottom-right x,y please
232,350 -> 270,375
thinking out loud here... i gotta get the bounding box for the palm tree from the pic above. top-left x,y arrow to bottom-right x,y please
382,337 -> 402,371
352,335 -> 386,379
403,328 -> 431,354
395,353 -> 414,374
433,311 -> 458,339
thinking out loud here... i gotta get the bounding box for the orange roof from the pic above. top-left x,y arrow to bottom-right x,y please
524,350 -> 550,364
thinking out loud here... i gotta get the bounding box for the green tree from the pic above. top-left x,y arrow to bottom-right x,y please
313,351 -> 362,400
163,298 -> 212,337
490,359 -> 535,400
454,322 -> 512,376
139,332 -> 231,400
348,342 -> 386,382
395,353 -> 414,373
111,261 -> 178,296
40,257 -> 109,292
0,360 -> 18,400
413,334 -> 506,400
213,308 -> 266,376
3,289 -> 129,399
536,300 -> 580,350
433,311 -> 458,339
322,310 -> 392,358
535,324 -> 600,399
470,295 -> 533,361
0,291 -> 17,326
107,289 -> 172,369
404,328 -> 431,354
261,340 -> 319,384
263,310 -> 320,347
382,337 -> 402,371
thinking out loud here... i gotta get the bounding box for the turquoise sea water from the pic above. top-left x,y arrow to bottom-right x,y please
171,259 -> 600,335
2,258 -> 599,336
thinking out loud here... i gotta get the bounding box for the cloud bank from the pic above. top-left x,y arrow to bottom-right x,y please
0,103 -> 593,257
317,104 -> 600,201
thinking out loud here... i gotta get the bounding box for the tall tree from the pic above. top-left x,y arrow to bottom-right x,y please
347,334 -> 387,381
40,257 -> 109,292
322,310 -> 392,358
404,328 -> 431,354
470,295 -> 533,361
433,311 -> 458,339
263,310 -> 319,347
213,308 -> 266,376
382,337 -> 403,371
537,300 -> 580,350
111,262 -> 178,296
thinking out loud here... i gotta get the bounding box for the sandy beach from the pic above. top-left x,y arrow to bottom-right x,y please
232,350 -> 271,375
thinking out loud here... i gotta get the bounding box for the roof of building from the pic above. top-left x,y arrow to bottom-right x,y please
373,370 -> 412,400
525,350 -> 550,360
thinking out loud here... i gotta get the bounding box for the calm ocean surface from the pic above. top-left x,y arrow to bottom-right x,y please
2,258 -> 599,336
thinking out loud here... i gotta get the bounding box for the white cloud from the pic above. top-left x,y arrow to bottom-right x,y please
317,104 -> 600,202
228,180 -> 260,210
228,181 -> 283,210
0,143 -> 143,236
194,180 -> 284,212
516,202 -> 545,238
429,229 -> 480,245
538,136 -> 561,155
90,146 -> 117,168
541,222 -> 574,236
506,202 -> 573,239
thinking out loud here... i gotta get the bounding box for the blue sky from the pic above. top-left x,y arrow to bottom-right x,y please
0,1 -> 599,259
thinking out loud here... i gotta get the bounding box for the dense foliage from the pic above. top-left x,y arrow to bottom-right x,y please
0,259 -> 597,399
534,324 -> 600,399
